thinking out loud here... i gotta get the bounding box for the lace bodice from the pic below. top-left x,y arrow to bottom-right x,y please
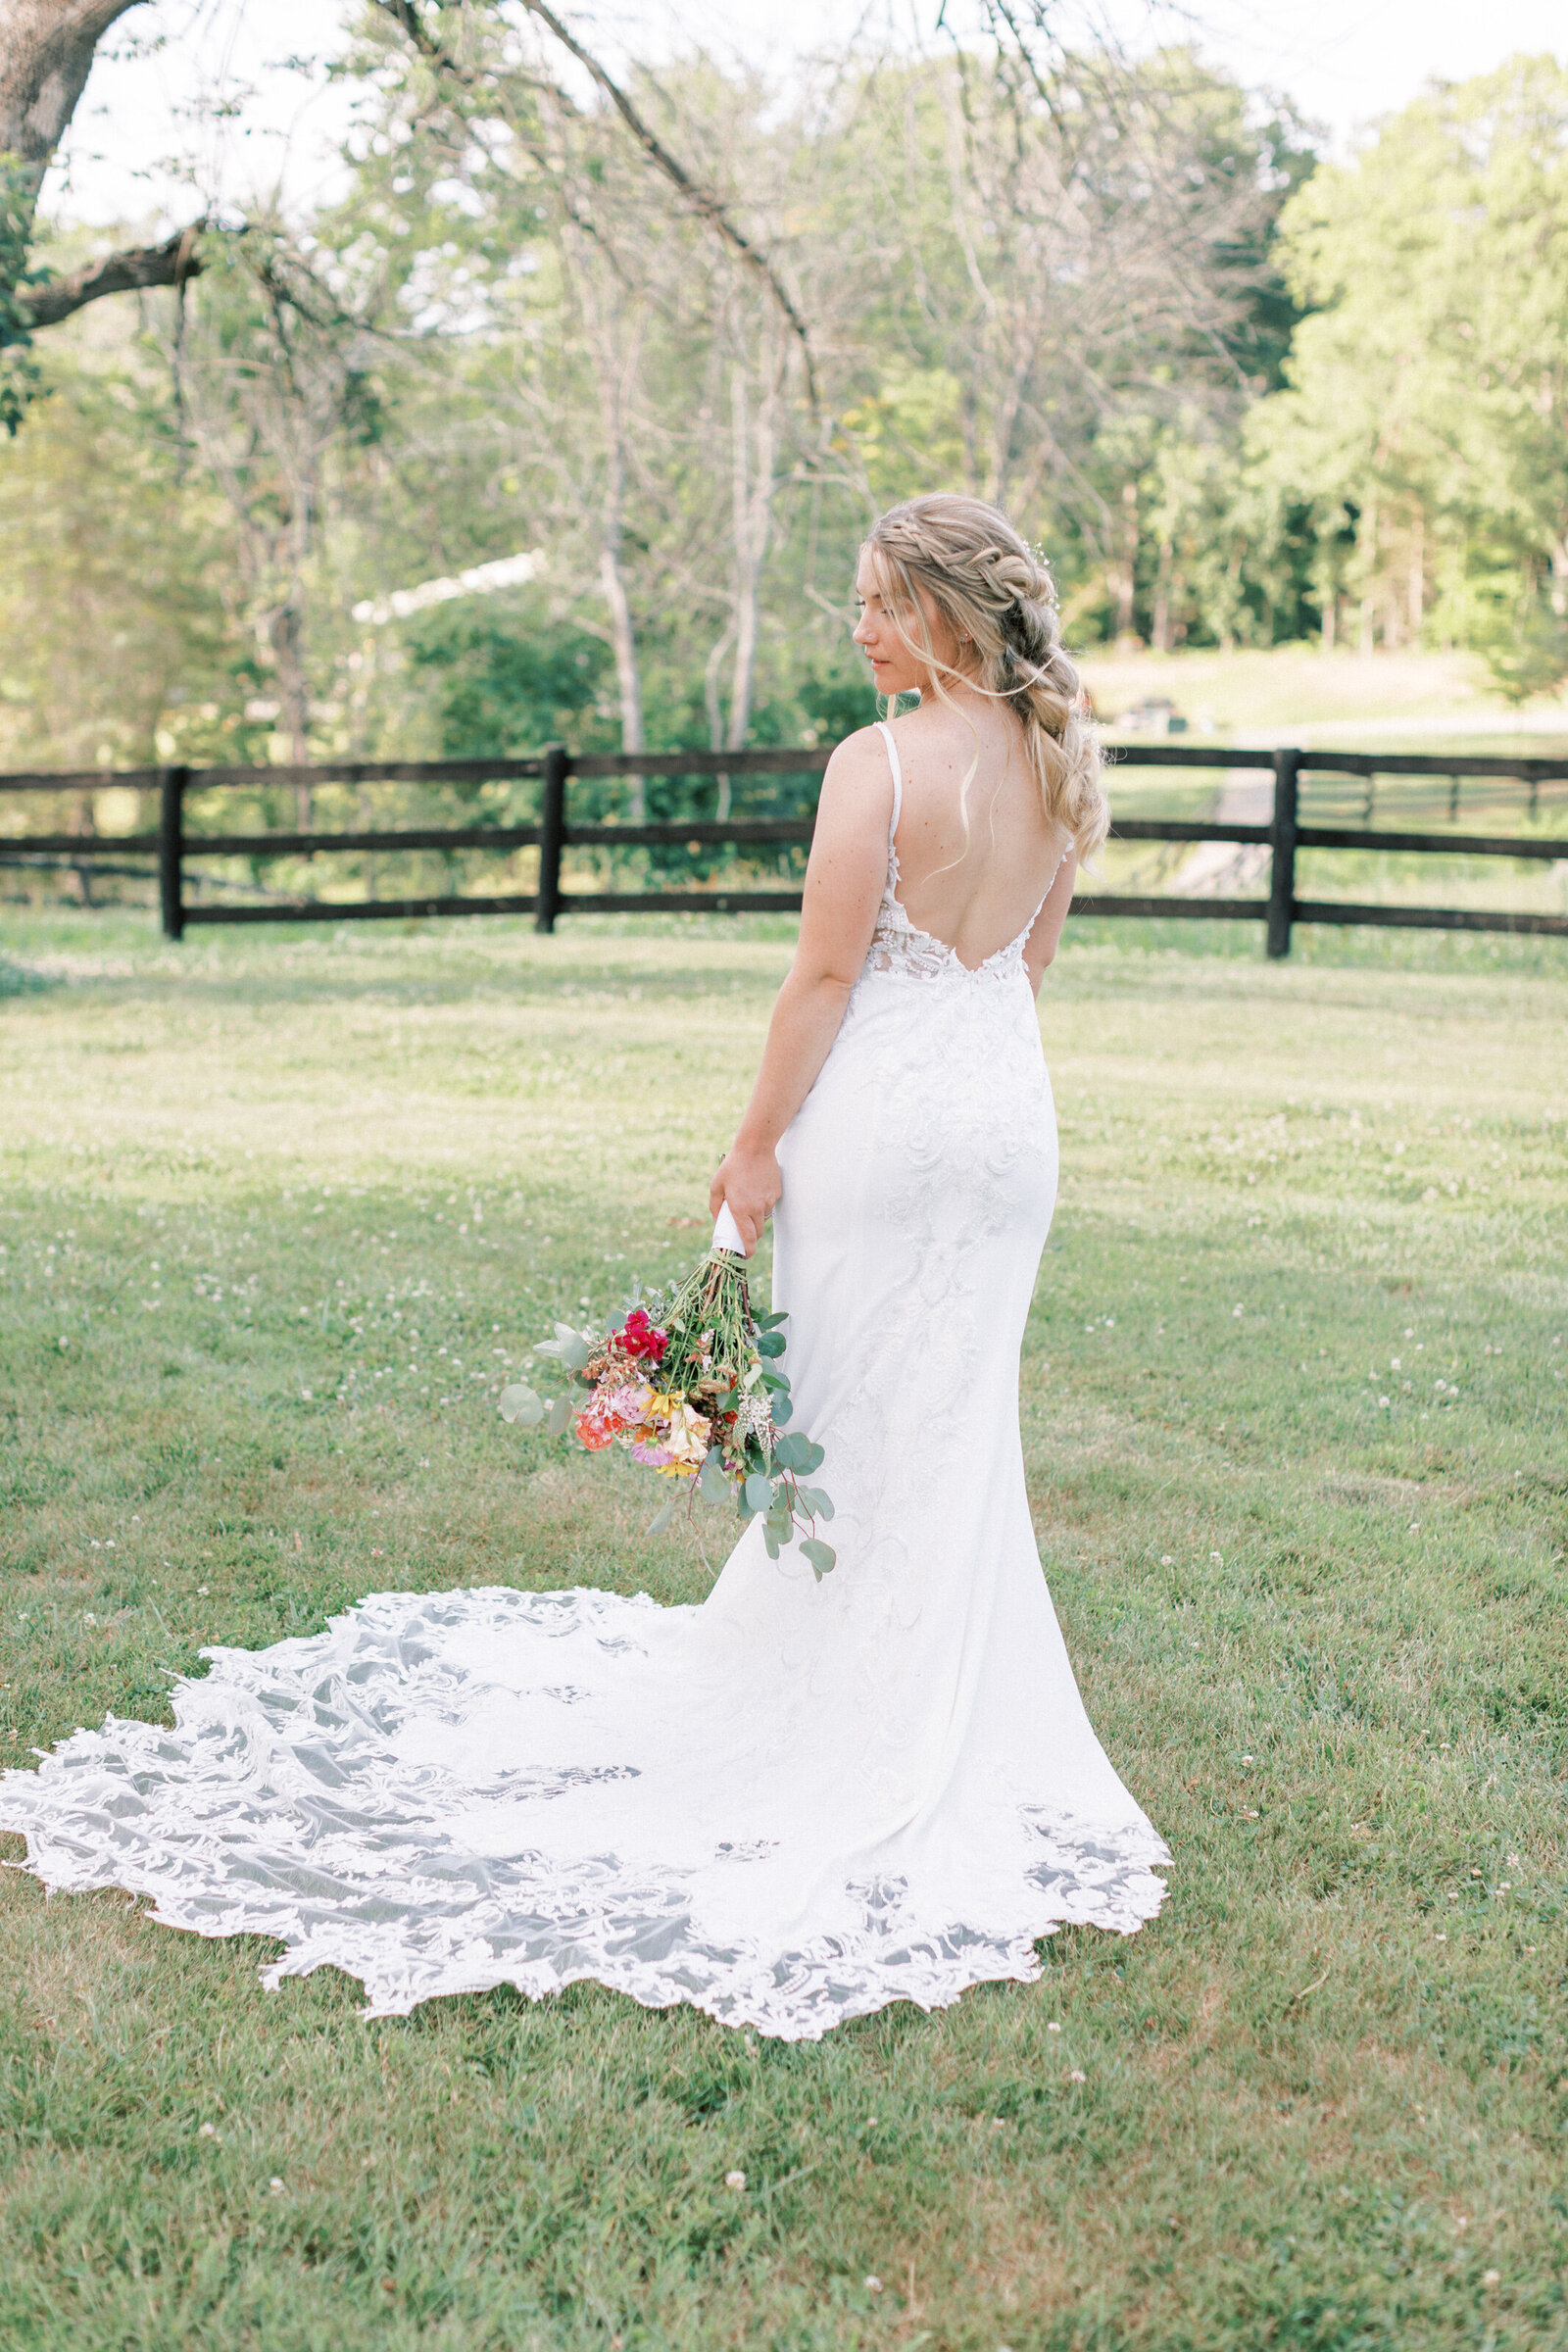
860,719 -> 1061,986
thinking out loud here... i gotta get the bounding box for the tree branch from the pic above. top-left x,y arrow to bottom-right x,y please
514,0 -> 816,406
370,0 -> 466,87
17,222 -> 203,328
371,0 -> 815,406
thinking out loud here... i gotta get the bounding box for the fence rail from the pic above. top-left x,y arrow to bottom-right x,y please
2,742 -> 1565,957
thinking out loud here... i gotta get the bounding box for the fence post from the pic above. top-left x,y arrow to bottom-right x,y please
535,742 -> 567,933
158,764 -> 188,940
1266,749 -> 1299,959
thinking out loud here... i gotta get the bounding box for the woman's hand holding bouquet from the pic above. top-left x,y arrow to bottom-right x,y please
500,1218 -> 835,1577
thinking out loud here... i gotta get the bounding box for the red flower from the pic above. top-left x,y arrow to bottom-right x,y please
620,1308 -> 668,1364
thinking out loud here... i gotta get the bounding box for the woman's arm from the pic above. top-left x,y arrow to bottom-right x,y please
1023,846 -> 1077,996
710,729 -> 892,1251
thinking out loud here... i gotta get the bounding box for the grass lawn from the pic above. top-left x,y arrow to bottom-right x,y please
0,907 -> 1564,2352
1076,645 -> 1568,748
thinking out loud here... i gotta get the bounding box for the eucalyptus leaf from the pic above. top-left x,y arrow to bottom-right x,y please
535,1323 -> 592,1374
646,1495 -> 676,1537
765,1501 -> 793,1541
743,1472 -> 774,1515
546,1396 -> 573,1438
768,1392 -> 793,1426
801,1537 -> 836,1580
795,1484 -> 835,1522
770,1432 -> 810,1471
756,1330 -> 786,1358
498,1383 -> 546,1427
799,1440 -> 825,1473
762,1524 -> 781,1560
698,1449 -> 731,1507
753,1310 -> 787,1332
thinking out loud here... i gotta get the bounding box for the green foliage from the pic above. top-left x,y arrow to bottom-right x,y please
1255,54 -> 1568,684
0,154 -> 47,436
0,38 -> 1336,776
408,602 -> 615,759
10,43 -> 1568,777
0,338 -> 235,770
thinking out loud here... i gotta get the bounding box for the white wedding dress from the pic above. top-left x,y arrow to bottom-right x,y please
1,724 -> 1167,2039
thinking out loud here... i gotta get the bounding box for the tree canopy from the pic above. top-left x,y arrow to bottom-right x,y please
1256,53 -> 1568,696
3,23 -> 1566,778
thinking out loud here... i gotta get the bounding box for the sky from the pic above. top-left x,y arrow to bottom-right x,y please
38,0 -> 1568,234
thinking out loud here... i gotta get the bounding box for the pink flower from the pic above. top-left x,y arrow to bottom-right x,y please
575,1380 -> 652,1451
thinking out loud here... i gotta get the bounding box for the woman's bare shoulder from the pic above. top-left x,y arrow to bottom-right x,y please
818,723 -> 895,820
823,721 -> 892,776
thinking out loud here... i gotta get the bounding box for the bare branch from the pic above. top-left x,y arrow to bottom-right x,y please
515,0 -> 816,405
17,222 -> 202,327
373,0 -> 815,406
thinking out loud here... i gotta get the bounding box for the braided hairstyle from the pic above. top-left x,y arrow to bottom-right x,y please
863,493 -> 1107,859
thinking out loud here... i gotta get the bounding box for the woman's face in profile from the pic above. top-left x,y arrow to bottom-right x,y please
851,552 -> 960,698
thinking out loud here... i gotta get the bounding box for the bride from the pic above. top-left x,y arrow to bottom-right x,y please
1,494 -> 1167,2041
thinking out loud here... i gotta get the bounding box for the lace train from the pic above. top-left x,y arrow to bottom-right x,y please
1,1586 -> 1166,2036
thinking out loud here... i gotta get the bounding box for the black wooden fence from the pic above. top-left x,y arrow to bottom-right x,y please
2,742 -> 1565,958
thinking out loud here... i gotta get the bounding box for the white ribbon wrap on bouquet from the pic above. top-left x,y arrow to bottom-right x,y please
711,1201 -> 750,1256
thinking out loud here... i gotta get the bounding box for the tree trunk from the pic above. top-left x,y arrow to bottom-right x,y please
600,544 -> 645,818
267,596 -> 312,827
2,6 -> 204,379
1407,512 -> 1425,639
1547,532 -> 1568,619
1151,538 -> 1173,654
1359,500 -> 1378,654
720,340 -> 781,814
0,0 -> 145,214
706,621 -> 734,818
569,243 -> 647,820
1114,480 -> 1139,645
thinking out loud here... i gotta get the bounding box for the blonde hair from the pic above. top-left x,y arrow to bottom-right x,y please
862,493 -> 1108,860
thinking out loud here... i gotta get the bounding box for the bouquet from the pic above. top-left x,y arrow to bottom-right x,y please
500,1207 -> 836,1577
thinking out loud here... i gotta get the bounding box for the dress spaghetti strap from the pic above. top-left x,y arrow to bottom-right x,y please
875,718 -> 903,841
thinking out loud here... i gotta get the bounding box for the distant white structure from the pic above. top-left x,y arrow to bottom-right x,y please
353,550 -> 546,627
